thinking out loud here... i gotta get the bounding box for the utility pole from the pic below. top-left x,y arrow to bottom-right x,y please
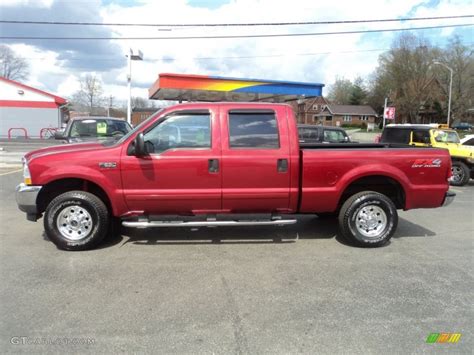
107,95 -> 113,117
383,97 -> 388,128
126,48 -> 143,125
433,61 -> 453,127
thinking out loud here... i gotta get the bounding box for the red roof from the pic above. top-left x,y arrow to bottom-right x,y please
0,76 -> 67,105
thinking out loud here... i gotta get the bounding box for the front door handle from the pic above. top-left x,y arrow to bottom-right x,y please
208,159 -> 219,173
277,158 -> 288,173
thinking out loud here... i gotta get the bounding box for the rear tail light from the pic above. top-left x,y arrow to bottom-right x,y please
446,160 -> 453,181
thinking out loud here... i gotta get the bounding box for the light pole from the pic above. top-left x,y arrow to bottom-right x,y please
433,61 -> 453,127
126,48 -> 143,125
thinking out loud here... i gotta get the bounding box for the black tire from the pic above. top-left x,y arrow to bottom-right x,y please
450,161 -> 470,186
44,191 -> 109,251
338,191 -> 398,247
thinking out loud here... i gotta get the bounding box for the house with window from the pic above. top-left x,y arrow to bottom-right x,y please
287,97 -> 329,124
316,104 -> 378,127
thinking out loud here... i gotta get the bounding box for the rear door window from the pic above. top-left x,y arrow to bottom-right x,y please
228,111 -> 279,148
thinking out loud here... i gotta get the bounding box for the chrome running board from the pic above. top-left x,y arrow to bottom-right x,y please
122,218 -> 297,229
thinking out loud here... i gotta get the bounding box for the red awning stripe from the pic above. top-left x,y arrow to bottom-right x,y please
0,100 -> 60,108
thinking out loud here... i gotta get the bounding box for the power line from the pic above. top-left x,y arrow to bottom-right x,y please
22,48 -> 390,62
0,14 -> 472,27
1,23 -> 471,40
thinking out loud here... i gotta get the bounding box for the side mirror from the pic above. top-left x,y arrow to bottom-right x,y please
344,136 -> 350,142
54,130 -> 64,139
134,133 -> 148,156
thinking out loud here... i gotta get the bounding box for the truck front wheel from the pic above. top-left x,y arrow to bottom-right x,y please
44,191 -> 109,251
338,191 -> 398,247
450,161 -> 470,186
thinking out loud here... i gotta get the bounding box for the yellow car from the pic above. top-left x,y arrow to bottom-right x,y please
381,124 -> 474,186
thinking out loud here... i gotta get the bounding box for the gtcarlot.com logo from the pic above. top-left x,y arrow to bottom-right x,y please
426,333 -> 462,343
10,336 -> 95,346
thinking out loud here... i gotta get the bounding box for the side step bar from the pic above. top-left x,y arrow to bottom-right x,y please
122,218 -> 297,229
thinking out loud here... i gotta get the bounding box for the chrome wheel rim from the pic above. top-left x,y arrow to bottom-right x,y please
450,166 -> 463,183
56,205 -> 93,241
355,205 -> 387,238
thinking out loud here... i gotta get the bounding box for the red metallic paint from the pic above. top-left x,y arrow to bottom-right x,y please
24,102 -> 451,218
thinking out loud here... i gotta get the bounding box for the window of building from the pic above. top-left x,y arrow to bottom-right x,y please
360,115 -> 369,121
312,104 -> 319,110
228,111 -> 279,149
343,115 -> 352,122
325,116 -> 332,121
144,112 -> 211,154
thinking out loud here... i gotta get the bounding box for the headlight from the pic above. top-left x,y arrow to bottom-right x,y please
22,158 -> 31,185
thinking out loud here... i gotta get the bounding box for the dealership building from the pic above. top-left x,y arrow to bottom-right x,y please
0,77 -> 67,138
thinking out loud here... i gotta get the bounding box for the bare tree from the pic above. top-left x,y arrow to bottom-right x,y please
71,74 -> 105,113
327,77 -> 354,104
0,45 -> 29,81
436,36 -> 474,122
370,33 -> 442,123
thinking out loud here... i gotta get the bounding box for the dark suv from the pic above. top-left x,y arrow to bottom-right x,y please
297,125 -> 352,144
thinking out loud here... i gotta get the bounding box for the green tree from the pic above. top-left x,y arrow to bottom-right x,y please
349,77 -> 368,105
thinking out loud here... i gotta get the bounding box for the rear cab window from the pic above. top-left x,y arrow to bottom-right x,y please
228,110 -> 280,149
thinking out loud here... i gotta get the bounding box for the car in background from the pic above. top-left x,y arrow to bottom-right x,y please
452,122 -> 473,131
297,124 -> 353,144
380,124 -> 474,186
461,134 -> 474,146
55,117 -> 132,143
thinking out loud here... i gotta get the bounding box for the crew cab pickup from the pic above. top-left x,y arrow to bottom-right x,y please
16,102 -> 455,250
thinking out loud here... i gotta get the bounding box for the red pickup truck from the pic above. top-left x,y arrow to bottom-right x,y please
16,102 -> 454,250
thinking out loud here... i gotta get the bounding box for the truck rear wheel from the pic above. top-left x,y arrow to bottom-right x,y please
450,161 -> 470,186
338,191 -> 397,247
44,191 -> 109,251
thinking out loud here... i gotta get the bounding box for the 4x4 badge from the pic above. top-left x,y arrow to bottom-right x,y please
412,158 -> 442,168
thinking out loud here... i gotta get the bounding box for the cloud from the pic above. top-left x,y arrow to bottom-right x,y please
0,0 -> 125,71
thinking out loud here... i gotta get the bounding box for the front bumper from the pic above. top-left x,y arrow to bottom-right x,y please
16,183 -> 42,219
442,191 -> 456,207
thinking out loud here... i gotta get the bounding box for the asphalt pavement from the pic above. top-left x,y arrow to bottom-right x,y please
0,167 -> 473,354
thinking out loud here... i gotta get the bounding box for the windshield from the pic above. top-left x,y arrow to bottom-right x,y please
112,109 -> 164,146
433,129 -> 460,143
70,119 -> 131,138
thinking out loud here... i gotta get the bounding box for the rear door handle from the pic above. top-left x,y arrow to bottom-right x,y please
208,159 -> 219,173
277,158 -> 288,173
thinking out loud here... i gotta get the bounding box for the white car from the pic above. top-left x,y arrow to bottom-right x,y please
460,134 -> 474,146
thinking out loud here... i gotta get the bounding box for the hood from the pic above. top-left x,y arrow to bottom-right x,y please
24,142 -> 106,162
66,136 -> 120,144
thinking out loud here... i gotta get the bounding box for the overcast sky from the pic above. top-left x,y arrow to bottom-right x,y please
0,0 -> 472,104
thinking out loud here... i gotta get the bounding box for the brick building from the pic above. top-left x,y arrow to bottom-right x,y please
131,108 -> 159,126
316,104 -> 377,127
287,97 -> 330,124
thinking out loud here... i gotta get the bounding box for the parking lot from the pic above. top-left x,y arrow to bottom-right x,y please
0,141 -> 474,354
0,143 -> 473,354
